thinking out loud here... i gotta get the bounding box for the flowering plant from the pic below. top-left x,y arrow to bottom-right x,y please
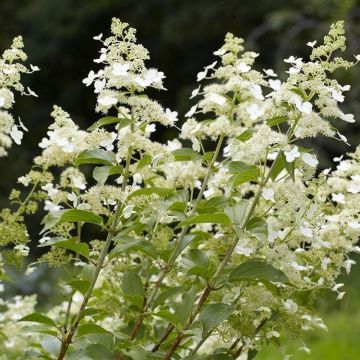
0,19 -> 360,359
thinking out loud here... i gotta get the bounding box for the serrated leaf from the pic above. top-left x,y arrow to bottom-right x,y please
93,165 -> 122,185
231,167 -> 260,187
77,323 -> 110,337
74,149 -> 117,166
178,213 -> 231,227
229,260 -> 289,283
172,148 -> 201,161
19,313 -> 56,327
266,116 -> 288,127
199,303 -> 234,335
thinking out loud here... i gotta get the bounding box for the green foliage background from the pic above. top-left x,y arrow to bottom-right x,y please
0,0 -> 359,357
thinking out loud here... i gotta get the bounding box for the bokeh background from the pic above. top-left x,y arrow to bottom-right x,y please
0,0 -> 359,358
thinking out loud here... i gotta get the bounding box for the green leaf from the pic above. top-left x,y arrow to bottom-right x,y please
93,165 -> 122,185
167,201 -> 186,212
21,325 -> 59,338
186,249 -> 209,268
87,116 -> 119,130
136,155 -> 152,171
19,313 -> 56,327
121,345 -> 150,360
41,210 -> 103,233
74,149 -> 117,166
40,211 -> 64,233
284,156 -> 295,181
122,270 -> 144,308
246,217 -> 268,241
174,290 -> 198,326
59,209 -> 103,226
202,151 -> 214,163
270,151 -> 286,181
87,116 -> 132,131
154,310 -> 179,327
172,148 -> 201,161
236,129 -> 254,142
228,161 -> 253,173
177,234 -> 196,255
199,303 -> 234,335
77,323 -> 110,337
204,196 -> 228,210
291,87 -> 307,100
266,116 -> 288,127
224,201 -> 248,227
128,187 -> 174,200
67,280 -> 91,295
153,286 -> 188,308
40,238 -> 90,258
229,260 -> 289,283
248,349 -> 258,360
111,236 -> 157,259
178,213 -> 231,227
231,167 -> 260,187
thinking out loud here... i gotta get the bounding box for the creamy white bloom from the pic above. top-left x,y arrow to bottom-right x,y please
262,188 -> 275,202
284,146 -> 300,162
331,193 -> 345,204
112,63 -> 130,76
185,104 -> 198,118
283,299 -> 298,314
82,70 -> 97,86
268,79 -> 281,91
236,62 -> 251,73
208,93 -> 227,105
293,97 -> 312,114
165,108 -> 178,124
301,152 -> 318,167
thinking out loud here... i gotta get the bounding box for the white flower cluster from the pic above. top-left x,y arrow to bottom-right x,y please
1,19 -> 360,360
0,36 -> 39,157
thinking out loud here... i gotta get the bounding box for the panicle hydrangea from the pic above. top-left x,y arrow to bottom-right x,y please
1,19 -> 360,360
0,36 -> 39,157
36,105 -> 89,167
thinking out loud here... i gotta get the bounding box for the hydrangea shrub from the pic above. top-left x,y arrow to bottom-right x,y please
0,19 -> 360,360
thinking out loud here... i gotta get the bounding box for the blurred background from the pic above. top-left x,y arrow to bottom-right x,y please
0,0 -> 359,358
